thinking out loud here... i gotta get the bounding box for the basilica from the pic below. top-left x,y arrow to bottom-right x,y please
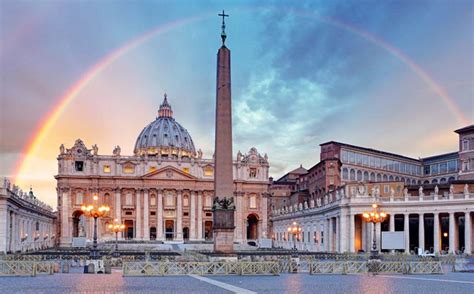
56,95 -> 269,247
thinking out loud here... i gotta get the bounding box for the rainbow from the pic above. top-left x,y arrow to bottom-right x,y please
13,7 -> 469,182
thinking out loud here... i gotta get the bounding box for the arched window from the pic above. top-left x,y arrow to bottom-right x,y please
183,195 -> 189,207
389,175 -> 394,181
377,174 -> 382,182
363,171 -> 369,181
383,175 -> 388,181
342,168 -> 348,180
448,176 -> 455,182
395,176 -> 400,181
440,178 -> 447,183
75,191 -> 83,205
432,179 -> 438,184
356,170 -> 362,181
350,169 -> 356,181
370,172 -> 375,181
104,193 -> 110,205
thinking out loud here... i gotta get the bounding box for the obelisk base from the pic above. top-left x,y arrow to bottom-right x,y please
212,207 -> 235,254
213,228 -> 235,253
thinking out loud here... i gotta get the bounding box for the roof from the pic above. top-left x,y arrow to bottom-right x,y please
421,152 -> 458,163
454,125 -> 474,134
320,141 -> 421,162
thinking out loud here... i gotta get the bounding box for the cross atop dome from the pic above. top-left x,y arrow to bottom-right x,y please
158,93 -> 173,118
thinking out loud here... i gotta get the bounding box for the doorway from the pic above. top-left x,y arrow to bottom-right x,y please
247,214 -> 259,240
165,220 -> 174,240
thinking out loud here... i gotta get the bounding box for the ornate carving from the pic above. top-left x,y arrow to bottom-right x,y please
212,197 -> 235,210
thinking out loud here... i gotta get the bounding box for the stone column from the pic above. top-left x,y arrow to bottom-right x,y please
375,222 -> 381,252
157,190 -> 163,241
235,192 -> 243,242
143,189 -> 149,240
197,191 -> 203,240
389,214 -> 395,232
433,213 -> 440,253
465,212 -> 472,254
135,189 -> 141,240
115,188 -> 121,222
60,189 -> 70,246
335,216 -> 340,252
176,190 -> 183,240
327,218 -> 332,252
349,214 -> 355,253
0,207 -> 7,253
404,213 -> 410,253
190,191 -> 196,240
418,213 -> 425,252
449,212 -> 455,253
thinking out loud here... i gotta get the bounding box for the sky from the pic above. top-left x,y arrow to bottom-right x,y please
1,0 -> 473,207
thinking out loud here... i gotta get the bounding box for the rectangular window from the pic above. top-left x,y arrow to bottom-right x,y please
341,150 -> 348,163
439,162 -> 447,174
369,156 -> 376,167
103,165 -> 111,173
400,163 -> 406,173
126,194 -> 133,205
249,195 -> 257,209
424,165 -> 430,176
349,152 -> 355,163
362,155 -> 368,166
75,192 -> 83,205
123,164 -> 135,174
75,161 -> 84,172
375,157 -> 381,168
431,164 -> 439,175
150,211 -> 156,216
314,232 -> 318,244
448,160 -> 457,172
394,162 -> 400,172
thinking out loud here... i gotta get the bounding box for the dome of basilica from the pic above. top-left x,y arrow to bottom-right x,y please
134,94 -> 196,157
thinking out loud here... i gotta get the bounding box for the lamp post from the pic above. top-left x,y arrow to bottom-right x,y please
108,219 -> 125,257
363,203 -> 386,259
287,221 -> 302,250
81,194 -> 110,260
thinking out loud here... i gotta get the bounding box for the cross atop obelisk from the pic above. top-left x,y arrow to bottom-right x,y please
218,10 -> 229,45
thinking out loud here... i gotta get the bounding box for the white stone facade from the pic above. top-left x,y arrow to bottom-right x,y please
271,183 -> 473,254
0,179 -> 56,253
56,140 -> 269,247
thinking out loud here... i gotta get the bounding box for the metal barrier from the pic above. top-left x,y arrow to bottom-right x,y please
0,261 -> 55,276
309,261 -> 368,274
123,261 -> 280,276
309,261 -> 442,275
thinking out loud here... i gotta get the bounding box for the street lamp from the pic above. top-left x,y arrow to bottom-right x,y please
81,194 -> 110,260
108,218 -> 125,257
363,203 -> 386,259
287,221 -> 302,250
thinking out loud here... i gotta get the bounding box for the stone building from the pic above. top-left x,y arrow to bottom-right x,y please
56,96 -> 269,247
0,179 -> 56,253
270,125 -> 474,254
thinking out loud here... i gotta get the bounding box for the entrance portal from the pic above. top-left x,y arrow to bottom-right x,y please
183,227 -> 189,240
165,220 -> 174,240
124,220 -> 134,240
204,221 -> 213,240
247,214 -> 259,240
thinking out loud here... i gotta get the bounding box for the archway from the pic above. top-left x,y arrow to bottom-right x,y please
150,227 -> 156,240
165,220 -> 174,240
72,210 -> 85,238
183,227 -> 189,240
247,214 -> 259,240
204,221 -> 213,240
124,220 -> 134,239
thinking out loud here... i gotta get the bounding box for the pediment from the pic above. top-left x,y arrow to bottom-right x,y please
142,166 -> 197,180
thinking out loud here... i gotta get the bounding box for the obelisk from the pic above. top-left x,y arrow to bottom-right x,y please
212,10 -> 235,253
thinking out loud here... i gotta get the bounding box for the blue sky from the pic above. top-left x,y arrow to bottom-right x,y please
0,0 -> 473,205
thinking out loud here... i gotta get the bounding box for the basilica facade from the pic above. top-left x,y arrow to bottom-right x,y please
56,96 -> 269,247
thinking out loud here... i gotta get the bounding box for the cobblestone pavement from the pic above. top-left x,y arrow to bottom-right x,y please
0,271 -> 473,293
